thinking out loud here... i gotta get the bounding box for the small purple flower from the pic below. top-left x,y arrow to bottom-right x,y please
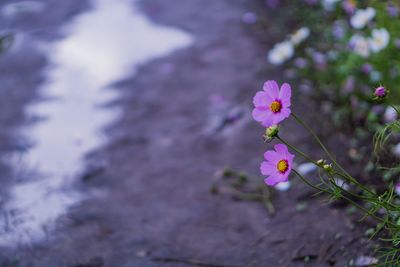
312,52 -> 327,70
261,144 -> 295,186
304,0 -> 318,5
242,12 -> 257,24
342,0 -> 356,14
374,86 -> 386,98
294,57 -> 308,69
252,80 -> 292,127
266,0 -> 280,9
395,182 -> 400,196
332,21 -> 346,40
342,76 -> 355,94
387,3 -> 399,17
361,63 -> 373,74
371,105 -> 384,115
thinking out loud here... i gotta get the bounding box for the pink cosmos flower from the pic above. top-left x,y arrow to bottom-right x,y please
261,144 -> 294,186
252,80 -> 291,127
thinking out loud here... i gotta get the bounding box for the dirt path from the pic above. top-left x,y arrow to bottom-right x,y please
0,0 -> 373,266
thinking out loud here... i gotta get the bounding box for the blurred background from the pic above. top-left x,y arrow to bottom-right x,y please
0,0 -> 397,266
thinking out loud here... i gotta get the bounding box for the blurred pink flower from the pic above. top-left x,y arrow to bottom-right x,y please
361,63 -> 373,74
294,58 -> 308,69
252,80 -> 292,127
261,144 -> 294,186
242,12 -> 257,24
266,0 -> 280,9
387,3 -> 399,17
342,76 -> 355,94
342,0 -> 356,14
332,20 -> 346,40
304,0 -> 318,5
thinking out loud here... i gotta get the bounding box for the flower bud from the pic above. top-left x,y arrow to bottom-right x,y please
264,125 -> 279,141
374,86 -> 387,99
323,163 -> 333,173
316,159 -> 326,166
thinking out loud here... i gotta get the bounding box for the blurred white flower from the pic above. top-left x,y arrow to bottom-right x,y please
384,106 -> 398,123
392,143 -> 400,157
268,41 -> 294,65
297,162 -> 316,175
349,34 -> 370,57
369,70 -> 381,82
369,28 -> 390,52
322,0 -> 341,11
350,7 -> 375,29
290,27 -> 310,45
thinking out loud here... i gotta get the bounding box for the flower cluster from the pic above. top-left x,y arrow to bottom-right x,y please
252,80 -> 294,186
350,7 -> 375,29
250,2 -> 400,263
260,1 -> 400,170
268,27 -> 310,65
349,27 -> 390,57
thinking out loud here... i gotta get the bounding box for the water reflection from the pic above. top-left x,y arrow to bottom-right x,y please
0,0 -> 192,245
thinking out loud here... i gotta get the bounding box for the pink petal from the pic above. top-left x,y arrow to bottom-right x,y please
279,83 -> 292,106
252,108 -> 269,122
258,111 -> 274,127
264,176 -> 285,186
280,108 -> 291,118
274,144 -> 288,155
286,153 -> 295,164
274,144 -> 295,162
253,91 -> 273,107
263,80 -> 279,99
260,162 -> 276,175
271,113 -> 286,125
263,150 -> 280,162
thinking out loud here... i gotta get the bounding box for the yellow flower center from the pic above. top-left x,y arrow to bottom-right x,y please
277,160 -> 288,173
270,100 -> 282,113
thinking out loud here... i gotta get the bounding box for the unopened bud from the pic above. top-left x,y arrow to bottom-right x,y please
374,86 -> 387,100
323,163 -> 333,172
316,159 -> 326,166
264,125 -> 279,141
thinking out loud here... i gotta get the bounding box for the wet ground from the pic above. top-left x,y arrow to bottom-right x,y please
0,0 -> 374,266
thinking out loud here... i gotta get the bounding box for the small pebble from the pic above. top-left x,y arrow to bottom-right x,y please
297,162 -> 317,175
354,255 -> 378,266
275,181 -> 291,191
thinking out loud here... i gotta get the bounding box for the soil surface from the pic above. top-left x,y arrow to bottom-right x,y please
0,0 -> 374,266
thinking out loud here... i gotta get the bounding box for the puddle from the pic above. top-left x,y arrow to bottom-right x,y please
0,0 -> 192,246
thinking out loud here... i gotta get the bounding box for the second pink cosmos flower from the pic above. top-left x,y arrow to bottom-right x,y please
252,80 -> 291,127
261,144 -> 294,186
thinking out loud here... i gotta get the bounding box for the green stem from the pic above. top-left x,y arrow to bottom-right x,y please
278,127 -> 400,220
293,169 -> 328,193
295,169 -> 396,228
291,112 -> 350,176
277,136 -> 319,166
290,112 -> 384,203
281,136 -> 399,223
330,182 -> 397,228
